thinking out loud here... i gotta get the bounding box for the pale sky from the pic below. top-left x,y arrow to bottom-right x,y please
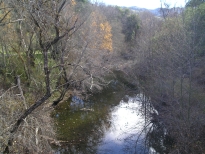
96,0 -> 187,9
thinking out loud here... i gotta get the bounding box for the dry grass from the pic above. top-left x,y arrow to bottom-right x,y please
0,87 -> 56,154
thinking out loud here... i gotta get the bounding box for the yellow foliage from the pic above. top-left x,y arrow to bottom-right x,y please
100,23 -> 105,30
100,21 -> 113,51
84,11 -> 113,51
71,0 -> 76,6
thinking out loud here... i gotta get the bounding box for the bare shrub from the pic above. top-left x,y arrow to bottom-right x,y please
0,87 -> 55,153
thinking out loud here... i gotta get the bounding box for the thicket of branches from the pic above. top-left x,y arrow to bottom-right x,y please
126,1 -> 205,153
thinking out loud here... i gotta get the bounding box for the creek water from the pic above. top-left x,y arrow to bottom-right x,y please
53,86 -> 158,154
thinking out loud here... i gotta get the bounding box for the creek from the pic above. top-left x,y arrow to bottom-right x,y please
52,82 -> 161,154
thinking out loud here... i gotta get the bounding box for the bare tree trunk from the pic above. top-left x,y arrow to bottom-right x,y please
16,76 -> 27,109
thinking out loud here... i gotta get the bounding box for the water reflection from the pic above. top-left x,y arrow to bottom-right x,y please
98,97 -> 151,154
70,96 -> 84,110
53,89 -> 155,154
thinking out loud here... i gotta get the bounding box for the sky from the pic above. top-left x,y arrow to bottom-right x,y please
96,0 -> 187,9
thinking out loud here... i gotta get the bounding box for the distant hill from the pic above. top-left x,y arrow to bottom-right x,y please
128,6 -> 161,16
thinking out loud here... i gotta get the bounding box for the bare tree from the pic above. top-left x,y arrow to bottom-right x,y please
3,0 -> 79,152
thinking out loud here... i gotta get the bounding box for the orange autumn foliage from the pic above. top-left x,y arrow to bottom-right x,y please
82,10 -> 113,52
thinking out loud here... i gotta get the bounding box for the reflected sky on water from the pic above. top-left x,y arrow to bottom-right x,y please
98,97 -> 151,154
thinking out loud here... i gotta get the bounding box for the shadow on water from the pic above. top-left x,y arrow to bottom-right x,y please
146,121 -> 175,154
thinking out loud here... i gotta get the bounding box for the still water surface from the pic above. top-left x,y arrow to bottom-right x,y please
53,88 -> 156,154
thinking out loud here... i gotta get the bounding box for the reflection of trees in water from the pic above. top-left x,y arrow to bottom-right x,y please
147,121 -> 175,154
122,94 -> 174,154
56,129 -> 102,154
139,94 -> 175,154
116,94 -> 152,154
55,107 -> 112,154
123,120 -> 174,154
123,122 -> 152,154
54,84 -> 127,154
